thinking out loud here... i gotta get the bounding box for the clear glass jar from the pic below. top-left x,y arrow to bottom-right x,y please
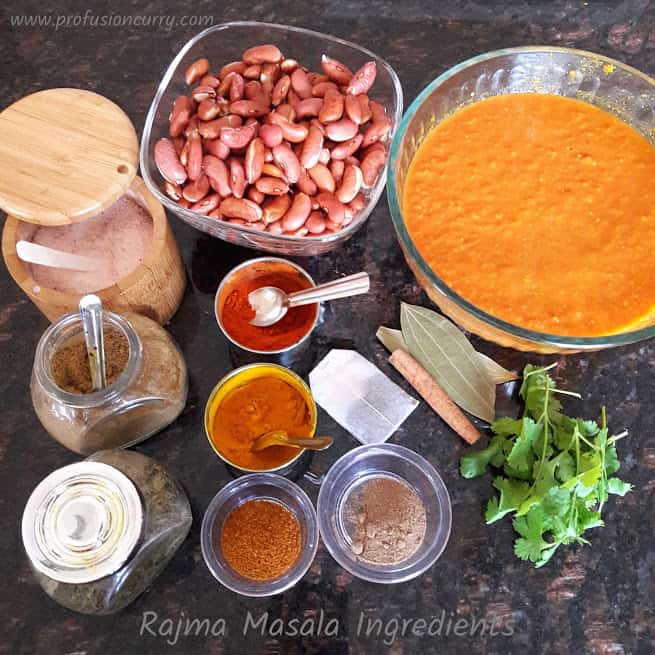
31,311 -> 187,454
22,449 -> 192,615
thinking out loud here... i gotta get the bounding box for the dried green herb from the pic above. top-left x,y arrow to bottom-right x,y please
399,303 -> 496,423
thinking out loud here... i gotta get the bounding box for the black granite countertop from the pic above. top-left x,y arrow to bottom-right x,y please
1,1 -> 654,653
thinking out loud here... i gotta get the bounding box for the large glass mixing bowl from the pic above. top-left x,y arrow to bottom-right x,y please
387,47 -> 655,353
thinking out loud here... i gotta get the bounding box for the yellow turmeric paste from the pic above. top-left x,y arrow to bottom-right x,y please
210,377 -> 313,470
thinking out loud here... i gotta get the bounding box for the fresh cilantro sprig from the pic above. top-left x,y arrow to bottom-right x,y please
460,364 -> 631,567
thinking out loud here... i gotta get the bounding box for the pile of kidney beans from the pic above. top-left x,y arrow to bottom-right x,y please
154,44 -> 391,237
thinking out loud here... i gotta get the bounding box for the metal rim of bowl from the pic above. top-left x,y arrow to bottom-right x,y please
203,362 -> 317,474
316,443 -> 452,584
200,472 -> 319,597
140,20 -> 404,246
214,256 -> 319,355
387,45 -> 655,350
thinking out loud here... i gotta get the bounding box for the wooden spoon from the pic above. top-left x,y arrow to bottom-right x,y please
251,430 -> 333,452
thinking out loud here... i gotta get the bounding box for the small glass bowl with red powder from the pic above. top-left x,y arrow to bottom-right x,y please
215,258 -> 319,356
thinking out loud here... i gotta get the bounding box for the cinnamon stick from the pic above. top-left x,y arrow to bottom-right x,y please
389,349 -> 480,444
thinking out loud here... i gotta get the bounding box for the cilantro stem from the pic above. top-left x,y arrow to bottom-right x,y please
532,387 -> 582,399
608,431 -> 628,443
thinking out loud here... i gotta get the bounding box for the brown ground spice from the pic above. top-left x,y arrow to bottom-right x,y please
220,499 -> 301,580
50,329 -> 129,394
344,477 -> 427,565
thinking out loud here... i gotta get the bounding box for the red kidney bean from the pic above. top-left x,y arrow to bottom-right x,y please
316,191 -> 346,224
263,194 -> 292,223
267,220 -> 284,234
295,97 -> 323,119
200,74 -> 220,88
243,64 -> 261,79
207,207 -> 222,219
361,118 -> 392,148
347,61 -> 376,95
320,55 -> 353,85
220,197 -> 263,221
192,85 -> 216,102
155,138 -> 188,184
281,58 -> 300,73
296,172 -> 318,196
186,133 -> 203,181
312,81 -> 339,98
262,162 -> 287,179
191,193 -> 220,214
197,98 -> 220,121
260,63 -> 281,85
229,100 -> 269,117
290,68 -> 313,99
259,124 -> 283,148
308,163 -> 335,193
281,192 -> 311,231
220,125 -> 256,149
169,95 -> 193,137
204,138 -> 230,160
229,74 -> 245,101
243,44 -> 283,64
268,112 -> 307,143
219,61 -> 246,79
318,148 -> 331,165
318,88 -> 344,122
330,133 -> 363,160
336,164 -> 363,203
182,173 -> 210,202
247,187 -> 265,204
244,137 -> 265,184
325,118 -> 358,142
360,147 -> 386,187
272,75 -> 291,106
329,159 -> 345,185
164,181 -> 182,201
203,155 -> 231,197
306,210 -> 327,234
185,58 -> 209,85
272,143 -> 301,183
228,158 -> 247,198
274,103 -> 296,122
198,115 -> 242,139
300,124 -> 324,169
255,176 -> 290,195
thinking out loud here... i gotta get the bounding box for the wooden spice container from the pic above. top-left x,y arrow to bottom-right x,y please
0,89 -> 185,324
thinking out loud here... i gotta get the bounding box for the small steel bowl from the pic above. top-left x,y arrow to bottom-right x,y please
214,257 -> 320,367
204,362 -> 317,475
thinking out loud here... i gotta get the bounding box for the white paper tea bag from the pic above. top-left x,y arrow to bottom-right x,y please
309,349 -> 418,444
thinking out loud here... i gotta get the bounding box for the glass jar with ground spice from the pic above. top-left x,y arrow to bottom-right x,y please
22,449 -> 192,614
201,473 -> 319,597
31,310 -> 187,454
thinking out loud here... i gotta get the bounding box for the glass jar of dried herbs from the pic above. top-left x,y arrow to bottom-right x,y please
21,449 -> 192,615
31,311 -> 187,454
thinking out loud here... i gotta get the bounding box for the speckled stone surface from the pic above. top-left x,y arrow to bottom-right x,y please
1,1 -> 654,654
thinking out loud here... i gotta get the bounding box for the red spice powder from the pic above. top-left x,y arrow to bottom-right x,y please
218,261 -> 318,352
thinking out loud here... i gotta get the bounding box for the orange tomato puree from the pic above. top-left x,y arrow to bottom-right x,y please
403,94 -> 655,336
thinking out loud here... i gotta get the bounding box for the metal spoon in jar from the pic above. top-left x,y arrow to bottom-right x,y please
79,294 -> 107,391
247,272 -> 370,327
251,431 -> 334,452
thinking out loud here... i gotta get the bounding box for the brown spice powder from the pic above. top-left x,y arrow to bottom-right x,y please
50,329 -> 129,394
344,477 -> 427,565
220,499 -> 301,581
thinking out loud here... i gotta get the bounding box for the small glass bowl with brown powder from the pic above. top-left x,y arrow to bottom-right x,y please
317,444 -> 452,584
201,473 -> 319,597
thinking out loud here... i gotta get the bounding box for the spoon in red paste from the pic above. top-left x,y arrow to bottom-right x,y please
247,272 -> 370,327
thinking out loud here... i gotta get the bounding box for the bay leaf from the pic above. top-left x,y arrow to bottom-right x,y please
377,324 -> 517,387
477,352 -> 519,384
376,326 -> 407,353
400,303 -> 496,423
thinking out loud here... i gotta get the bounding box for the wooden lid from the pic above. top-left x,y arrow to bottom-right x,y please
0,88 -> 139,226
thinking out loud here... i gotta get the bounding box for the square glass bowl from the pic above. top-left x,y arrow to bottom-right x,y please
141,21 -> 403,256
387,47 -> 655,352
